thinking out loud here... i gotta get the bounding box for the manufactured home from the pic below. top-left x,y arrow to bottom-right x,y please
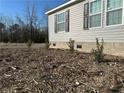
45,0 -> 124,56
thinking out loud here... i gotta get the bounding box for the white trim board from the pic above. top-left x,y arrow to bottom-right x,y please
45,0 -> 77,15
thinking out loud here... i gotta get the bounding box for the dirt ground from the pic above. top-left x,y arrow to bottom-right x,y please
0,48 -> 124,93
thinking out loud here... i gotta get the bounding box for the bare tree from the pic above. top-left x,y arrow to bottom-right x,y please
0,1 -> 48,43
25,1 -> 37,42
0,23 -> 5,42
0,15 -> 15,42
42,5 -> 50,43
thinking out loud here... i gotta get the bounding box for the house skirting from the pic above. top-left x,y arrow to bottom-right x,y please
49,42 -> 124,57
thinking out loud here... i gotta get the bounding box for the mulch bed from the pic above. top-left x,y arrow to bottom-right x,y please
0,48 -> 124,93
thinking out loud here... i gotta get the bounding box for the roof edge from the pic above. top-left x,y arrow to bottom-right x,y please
45,0 -> 81,15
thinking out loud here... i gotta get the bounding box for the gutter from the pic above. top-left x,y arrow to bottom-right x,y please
45,0 -> 83,15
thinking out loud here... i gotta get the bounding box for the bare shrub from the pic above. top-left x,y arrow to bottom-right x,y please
45,42 -> 51,49
91,38 -> 104,63
67,38 -> 75,52
27,39 -> 32,48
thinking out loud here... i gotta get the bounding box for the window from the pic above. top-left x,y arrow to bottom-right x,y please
83,0 -> 123,29
106,0 -> 123,26
90,14 -> 101,27
57,13 -> 66,32
89,0 -> 102,28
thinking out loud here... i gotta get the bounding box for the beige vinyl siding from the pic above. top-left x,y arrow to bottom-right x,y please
48,1 -> 124,43
69,2 -> 84,32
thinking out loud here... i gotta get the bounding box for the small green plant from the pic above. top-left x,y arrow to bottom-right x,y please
27,39 -> 32,48
91,38 -> 104,63
67,38 -> 75,52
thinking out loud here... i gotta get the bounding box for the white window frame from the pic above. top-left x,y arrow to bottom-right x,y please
105,0 -> 124,27
89,0 -> 103,29
57,12 -> 66,32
